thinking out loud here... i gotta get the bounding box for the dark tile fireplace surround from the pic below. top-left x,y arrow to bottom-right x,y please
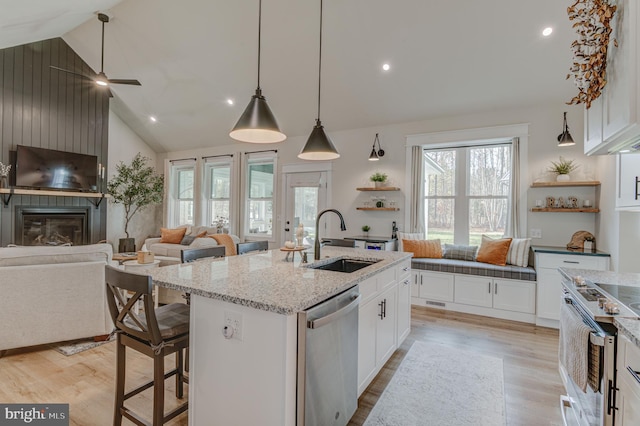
15,207 -> 92,246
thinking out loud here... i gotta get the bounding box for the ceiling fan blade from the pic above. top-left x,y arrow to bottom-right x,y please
49,65 -> 94,81
107,79 -> 142,86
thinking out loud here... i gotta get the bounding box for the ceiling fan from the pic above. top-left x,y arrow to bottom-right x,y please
50,13 -> 141,89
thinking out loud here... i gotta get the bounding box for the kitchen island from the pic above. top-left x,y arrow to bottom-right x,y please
147,247 -> 412,426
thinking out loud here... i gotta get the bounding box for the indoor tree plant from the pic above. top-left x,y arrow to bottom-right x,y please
107,153 -> 164,252
548,157 -> 578,182
370,172 -> 388,188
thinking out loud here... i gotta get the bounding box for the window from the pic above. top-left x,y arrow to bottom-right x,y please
245,152 -> 276,238
424,143 -> 511,245
204,156 -> 233,232
169,160 -> 195,227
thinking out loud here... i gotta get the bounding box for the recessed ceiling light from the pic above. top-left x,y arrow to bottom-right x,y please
227,99 -> 234,105
542,27 -> 553,37
149,116 -> 157,122
382,63 -> 390,71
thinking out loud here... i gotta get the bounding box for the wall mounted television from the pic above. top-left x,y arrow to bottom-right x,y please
15,145 -> 98,192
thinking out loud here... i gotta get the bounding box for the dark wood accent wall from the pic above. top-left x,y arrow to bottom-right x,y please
0,38 -> 110,246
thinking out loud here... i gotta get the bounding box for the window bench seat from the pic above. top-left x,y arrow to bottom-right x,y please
410,258 -> 537,324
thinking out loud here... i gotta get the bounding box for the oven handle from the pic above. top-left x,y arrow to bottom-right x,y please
627,366 -> 640,386
564,296 -> 607,339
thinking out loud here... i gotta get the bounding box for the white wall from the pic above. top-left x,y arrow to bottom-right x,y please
107,110 -> 162,251
159,102 -> 601,248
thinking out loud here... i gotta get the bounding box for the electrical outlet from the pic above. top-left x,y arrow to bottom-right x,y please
530,228 -> 542,239
224,311 -> 243,341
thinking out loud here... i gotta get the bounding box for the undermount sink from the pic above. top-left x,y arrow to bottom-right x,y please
307,258 -> 381,273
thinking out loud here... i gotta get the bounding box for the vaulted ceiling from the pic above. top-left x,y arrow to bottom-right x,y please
2,0 -> 578,153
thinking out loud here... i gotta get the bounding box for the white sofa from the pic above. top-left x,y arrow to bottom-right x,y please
142,226 -> 240,259
0,244 -> 114,352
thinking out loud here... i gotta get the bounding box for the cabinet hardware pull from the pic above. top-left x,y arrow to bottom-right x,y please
403,279 -> 410,285
636,176 -> 639,200
488,282 -> 491,293
403,267 -> 410,271
378,301 -> 384,319
495,283 -> 498,294
563,260 -> 580,264
420,275 -> 423,285
414,275 -> 418,285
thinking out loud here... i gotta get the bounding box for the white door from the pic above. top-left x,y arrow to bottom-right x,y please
282,172 -> 328,247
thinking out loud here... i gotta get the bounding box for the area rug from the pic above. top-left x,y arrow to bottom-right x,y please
363,341 -> 506,426
50,335 -> 115,356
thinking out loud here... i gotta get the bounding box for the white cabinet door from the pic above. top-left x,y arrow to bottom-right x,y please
617,153 -> 640,210
396,274 -> 411,344
419,271 -> 454,302
584,95 -> 604,155
376,285 -> 397,366
536,268 -> 562,320
454,275 -> 493,308
492,279 -> 535,314
618,335 -> 640,426
411,270 -> 420,297
357,299 -> 378,393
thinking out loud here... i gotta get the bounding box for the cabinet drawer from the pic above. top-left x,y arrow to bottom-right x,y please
397,259 -> 411,279
624,336 -> 640,375
376,267 -> 396,291
536,253 -> 607,270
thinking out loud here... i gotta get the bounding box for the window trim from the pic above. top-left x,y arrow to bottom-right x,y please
203,155 -> 235,234
243,151 -> 277,241
167,159 -> 197,228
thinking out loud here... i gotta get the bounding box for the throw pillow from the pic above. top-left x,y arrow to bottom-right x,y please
160,227 -> 187,244
483,235 -> 532,267
397,231 -> 425,251
403,239 -> 442,258
180,235 -> 196,246
442,244 -> 478,261
209,234 -> 237,256
507,238 -> 532,267
476,235 -> 512,266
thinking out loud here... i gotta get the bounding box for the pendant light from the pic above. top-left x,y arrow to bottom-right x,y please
298,0 -> 340,160
557,112 -> 575,147
230,0 -> 286,143
368,133 -> 385,161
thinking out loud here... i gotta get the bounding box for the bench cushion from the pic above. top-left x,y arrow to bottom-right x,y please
411,258 -> 536,281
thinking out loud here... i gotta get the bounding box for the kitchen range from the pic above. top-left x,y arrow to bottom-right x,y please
559,268 -> 640,426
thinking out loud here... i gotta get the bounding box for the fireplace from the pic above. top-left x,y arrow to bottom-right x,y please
15,207 -> 91,246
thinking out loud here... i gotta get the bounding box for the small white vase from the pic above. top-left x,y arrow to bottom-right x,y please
374,181 -> 385,188
556,174 -> 570,182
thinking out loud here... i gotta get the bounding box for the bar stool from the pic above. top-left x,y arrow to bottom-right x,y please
236,240 -> 268,255
105,265 -> 189,426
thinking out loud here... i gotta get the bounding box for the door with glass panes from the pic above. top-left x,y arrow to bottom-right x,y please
283,172 -> 327,248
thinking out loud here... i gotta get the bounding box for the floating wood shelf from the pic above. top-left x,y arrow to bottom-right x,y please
356,207 -> 400,211
530,181 -> 601,188
530,207 -> 600,213
356,187 -> 401,191
0,188 -> 109,208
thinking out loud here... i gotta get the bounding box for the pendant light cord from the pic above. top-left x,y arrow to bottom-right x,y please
101,19 -> 105,73
257,0 -> 262,90
317,0 -> 323,122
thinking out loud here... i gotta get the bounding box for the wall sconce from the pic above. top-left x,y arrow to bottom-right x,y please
368,133 -> 385,161
557,112 -> 575,147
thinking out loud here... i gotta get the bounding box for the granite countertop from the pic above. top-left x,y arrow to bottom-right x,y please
560,267 -> 640,347
532,245 -> 611,257
345,235 -> 397,243
147,247 -> 412,315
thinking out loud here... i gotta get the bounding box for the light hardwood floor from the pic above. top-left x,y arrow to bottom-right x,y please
0,307 -> 564,425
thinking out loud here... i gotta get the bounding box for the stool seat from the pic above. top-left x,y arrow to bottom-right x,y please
124,303 -> 189,340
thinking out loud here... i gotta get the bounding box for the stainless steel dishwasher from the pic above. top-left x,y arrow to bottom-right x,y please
297,285 -> 360,426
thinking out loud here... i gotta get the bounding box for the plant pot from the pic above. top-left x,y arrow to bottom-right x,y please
376,201 -> 384,208
556,174 -> 570,182
0,175 -> 7,188
374,181 -> 385,188
118,238 -> 136,253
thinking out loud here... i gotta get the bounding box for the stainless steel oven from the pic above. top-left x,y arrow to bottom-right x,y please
559,293 -> 616,426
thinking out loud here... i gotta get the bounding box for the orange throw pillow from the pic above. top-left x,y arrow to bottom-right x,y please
160,227 -> 187,244
209,234 -> 237,256
403,239 -> 442,258
476,236 -> 512,266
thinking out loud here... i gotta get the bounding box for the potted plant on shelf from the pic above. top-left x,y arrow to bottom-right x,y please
362,225 -> 370,237
107,153 -> 164,253
370,172 -> 388,188
548,157 -> 578,182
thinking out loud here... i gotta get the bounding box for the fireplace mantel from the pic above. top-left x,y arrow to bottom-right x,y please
0,188 -> 110,208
